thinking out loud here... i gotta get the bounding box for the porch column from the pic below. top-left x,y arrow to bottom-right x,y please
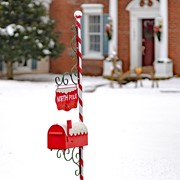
109,0 -> 118,56
159,0 -> 168,58
155,0 -> 173,78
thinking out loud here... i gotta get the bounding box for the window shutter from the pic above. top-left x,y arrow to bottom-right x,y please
103,14 -> 109,56
81,16 -> 84,55
31,59 -> 37,70
0,61 -> 2,71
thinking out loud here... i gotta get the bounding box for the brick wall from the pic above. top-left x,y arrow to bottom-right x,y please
49,0 -> 109,75
169,0 -> 180,75
118,0 -> 131,72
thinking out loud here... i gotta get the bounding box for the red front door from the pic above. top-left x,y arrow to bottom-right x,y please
142,19 -> 155,66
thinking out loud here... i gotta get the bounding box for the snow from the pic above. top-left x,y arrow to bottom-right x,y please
60,121 -> 88,136
42,49 -> 51,55
56,85 -> 77,93
0,2 -> 9,6
0,24 -> 25,36
69,122 -> 88,136
0,74 -> 180,180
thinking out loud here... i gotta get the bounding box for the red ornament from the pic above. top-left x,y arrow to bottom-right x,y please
55,85 -> 78,111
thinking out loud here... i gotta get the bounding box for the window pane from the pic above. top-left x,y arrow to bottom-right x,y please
88,15 -> 101,52
89,16 -> 100,33
90,35 -> 100,52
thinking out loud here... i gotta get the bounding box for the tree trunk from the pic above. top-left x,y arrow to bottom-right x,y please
6,61 -> 14,80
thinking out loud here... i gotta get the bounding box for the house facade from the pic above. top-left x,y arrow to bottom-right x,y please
49,0 -> 180,77
0,0 -> 179,77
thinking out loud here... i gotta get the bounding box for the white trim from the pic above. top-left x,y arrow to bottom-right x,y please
159,0 -> 168,59
83,54 -> 104,60
81,4 -> 104,14
155,0 -> 173,78
109,0 -> 118,56
81,4 -> 104,60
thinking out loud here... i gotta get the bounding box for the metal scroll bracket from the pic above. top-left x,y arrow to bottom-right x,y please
56,148 -> 81,176
55,25 -> 78,87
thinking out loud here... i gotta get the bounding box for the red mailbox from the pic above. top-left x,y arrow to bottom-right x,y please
55,86 -> 78,111
48,120 -> 88,150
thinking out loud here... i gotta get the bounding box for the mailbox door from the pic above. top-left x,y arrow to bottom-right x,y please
48,125 -> 67,150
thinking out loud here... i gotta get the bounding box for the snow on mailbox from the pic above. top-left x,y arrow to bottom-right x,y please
55,85 -> 78,111
48,120 -> 88,150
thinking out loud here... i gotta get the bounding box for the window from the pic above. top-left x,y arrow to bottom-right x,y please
81,4 -> 105,59
89,15 -> 101,52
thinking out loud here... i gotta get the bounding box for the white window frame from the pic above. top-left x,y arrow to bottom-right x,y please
81,4 -> 104,60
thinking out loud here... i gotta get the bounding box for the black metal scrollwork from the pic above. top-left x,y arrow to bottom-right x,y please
57,148 -> 80,176
55,25 -> 78,86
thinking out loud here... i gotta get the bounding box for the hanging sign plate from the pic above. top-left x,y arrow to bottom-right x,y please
55,85 -> 78,111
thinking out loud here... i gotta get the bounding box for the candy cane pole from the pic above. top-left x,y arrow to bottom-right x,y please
74,10 -> 84,180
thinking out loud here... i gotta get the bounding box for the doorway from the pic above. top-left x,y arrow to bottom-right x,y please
142,19 -> 155,66
126,0 -> 160,70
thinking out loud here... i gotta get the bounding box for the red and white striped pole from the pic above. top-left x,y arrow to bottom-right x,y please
74,10 -> 84,180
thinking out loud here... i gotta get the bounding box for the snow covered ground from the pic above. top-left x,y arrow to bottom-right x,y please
0,74 -> 180,180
